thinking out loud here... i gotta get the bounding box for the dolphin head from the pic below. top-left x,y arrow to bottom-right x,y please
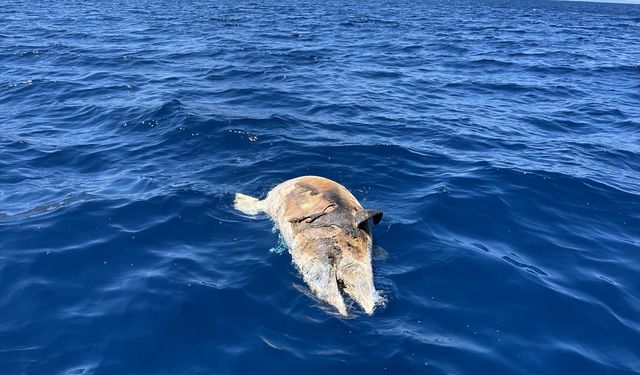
291,209 -> 383,316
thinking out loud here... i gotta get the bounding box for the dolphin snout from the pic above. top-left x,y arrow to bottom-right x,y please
292,251 -> 348,316
337,256 -> 377,315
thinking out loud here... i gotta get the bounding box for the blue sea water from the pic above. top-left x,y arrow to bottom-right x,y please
1,0 -> 640,373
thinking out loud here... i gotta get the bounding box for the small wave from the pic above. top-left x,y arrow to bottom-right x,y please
0,192 -> 94,222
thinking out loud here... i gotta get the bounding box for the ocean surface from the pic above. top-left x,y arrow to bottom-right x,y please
1,0 -> 639,373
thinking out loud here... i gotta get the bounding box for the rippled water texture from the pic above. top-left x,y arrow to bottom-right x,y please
1,0 -> 640,373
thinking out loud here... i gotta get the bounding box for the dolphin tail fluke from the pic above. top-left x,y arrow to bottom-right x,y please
234,193 -> 265,215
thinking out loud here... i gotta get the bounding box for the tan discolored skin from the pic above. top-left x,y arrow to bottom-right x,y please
259,176 -> 382,316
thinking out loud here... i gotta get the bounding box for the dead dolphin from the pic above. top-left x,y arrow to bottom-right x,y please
234,176 -> 383,316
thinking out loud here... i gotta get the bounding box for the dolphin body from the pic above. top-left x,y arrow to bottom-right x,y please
234,176 -> 383,316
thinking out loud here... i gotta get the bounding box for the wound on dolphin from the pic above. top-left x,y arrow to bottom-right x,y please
234,176 -> 384,316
